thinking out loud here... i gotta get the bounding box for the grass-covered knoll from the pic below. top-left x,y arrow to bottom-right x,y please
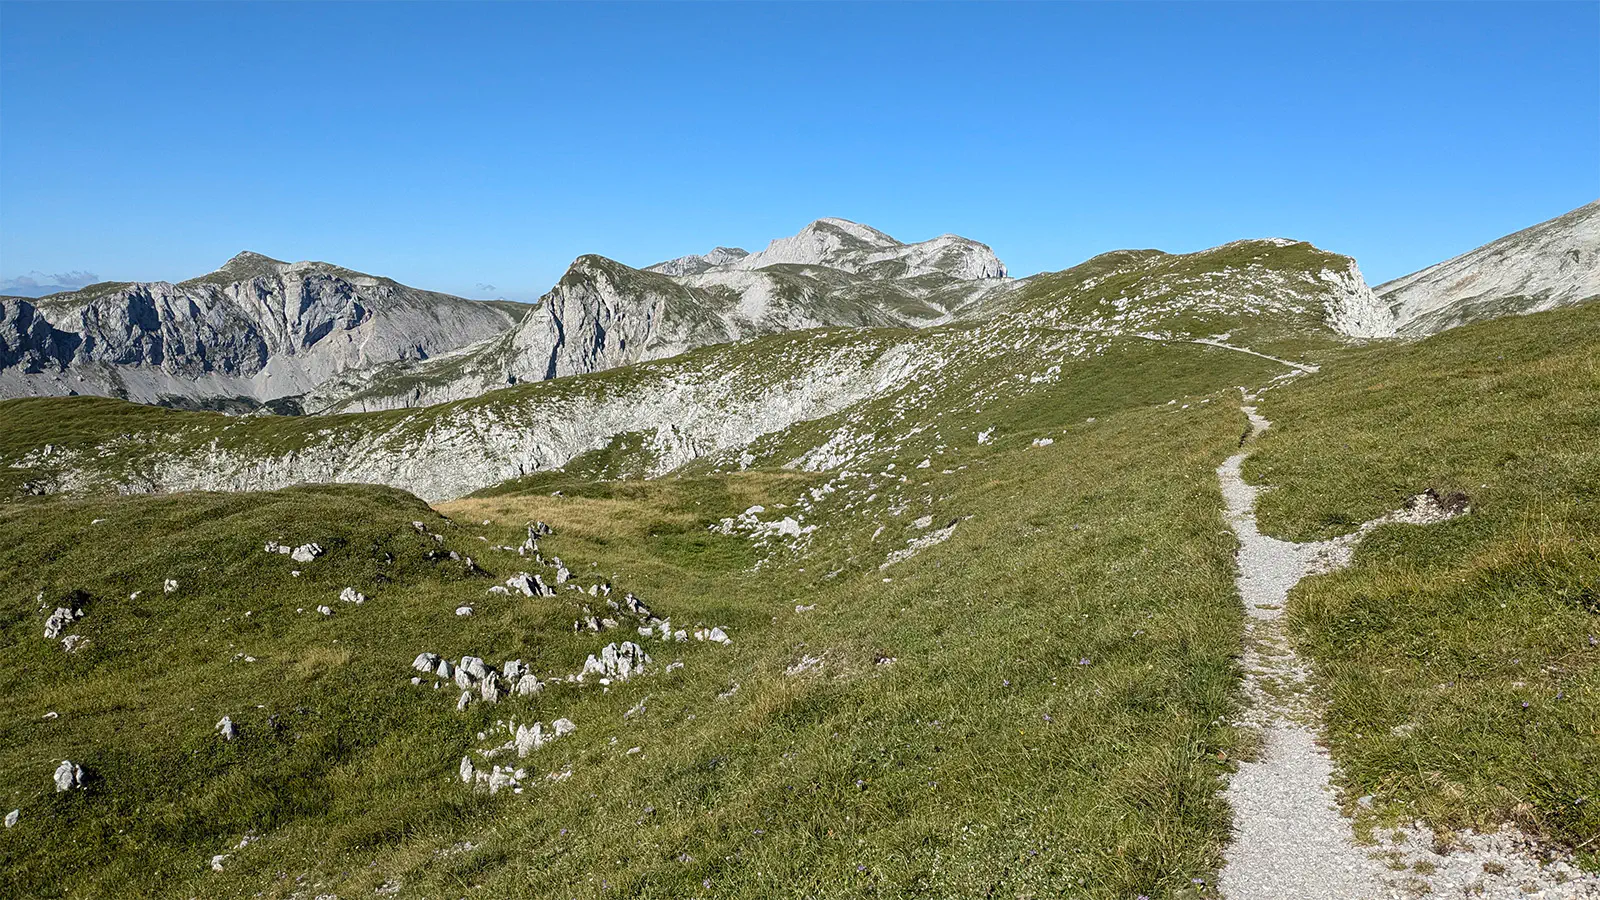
992,239 -> 1364,360
0,368 -> 1262,899
1246,302 -> 1600,859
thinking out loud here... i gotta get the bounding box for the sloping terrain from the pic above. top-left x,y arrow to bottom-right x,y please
0,239 -> 1375,501
0,252 -> 522,412
1379,199 -> 1600,336
1,210 -> 1597,899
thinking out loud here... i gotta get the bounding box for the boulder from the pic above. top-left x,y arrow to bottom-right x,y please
463,657 -> 488,680
53,760 -> 83,792
454,668 -> 475,690
514,674 -> 541,696
436,658 -> 454,679
503,659 -> 524,680
480,672 -> 502,704
413,652 -> 440,673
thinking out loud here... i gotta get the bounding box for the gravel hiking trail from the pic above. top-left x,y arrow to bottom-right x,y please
1217,395 -> 1389,900
1214,391 -> 1598,899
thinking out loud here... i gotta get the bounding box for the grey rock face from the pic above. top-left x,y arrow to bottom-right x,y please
311,220 -> 1016,413
0,252 -> 519,408
645,246 -> 750,276
1379,199 -> 1600,336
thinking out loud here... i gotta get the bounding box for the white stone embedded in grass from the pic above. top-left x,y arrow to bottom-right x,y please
785,654 -> 825,677
4,809 -> 16,828
163,579 -> 179,594
413,652 -> 439,673
455,606 -> 473,616
1031,437 -> 1054,447
53,760 -> 83,792
456,691 -> 472,711
459,756 -> 475,782
316,605 -> 333,616
43,606 -> 80,640
216,716 -> 236,740
339,587 -> 365,605
289,543 -> 323,563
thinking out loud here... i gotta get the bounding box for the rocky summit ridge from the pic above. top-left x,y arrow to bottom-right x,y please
0,253 -> 519,413
1,204 -> 1594,416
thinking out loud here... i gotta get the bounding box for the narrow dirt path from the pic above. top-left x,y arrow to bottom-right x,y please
1216,397 -> 1388,900
1216,393 -> 1600,900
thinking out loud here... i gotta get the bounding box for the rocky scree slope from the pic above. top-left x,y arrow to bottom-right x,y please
2,239 -> 1385,503
312,219 -> 1019,413
0,252 -> 520,411
1378,198 -> 1600,336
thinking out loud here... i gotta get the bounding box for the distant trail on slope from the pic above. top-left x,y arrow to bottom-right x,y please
1182,338 -> 1320,374
1215,394 -> 1465,900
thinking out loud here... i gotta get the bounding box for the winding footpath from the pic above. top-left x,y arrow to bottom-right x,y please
1215,391 -> 1600,899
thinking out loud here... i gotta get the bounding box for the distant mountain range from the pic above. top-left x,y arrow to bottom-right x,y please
2,204 -> 1595,415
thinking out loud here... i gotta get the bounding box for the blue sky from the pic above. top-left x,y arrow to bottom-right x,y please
1,1 -> 1595,300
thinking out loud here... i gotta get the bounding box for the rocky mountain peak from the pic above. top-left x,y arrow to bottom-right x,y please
644,246 -> 750,277
213,250 -> 291,281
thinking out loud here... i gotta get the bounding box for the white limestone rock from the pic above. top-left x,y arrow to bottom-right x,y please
290,543 -> 323,563
216,716 -> 237,740
339,587 -> 365,604
413,652 -> 440,673
4,809 -> 17,828
53,760 -> 83,792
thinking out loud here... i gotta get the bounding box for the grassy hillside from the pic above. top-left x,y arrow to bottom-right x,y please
2,250 -> 1596,897
1245,303 -> 1600,858
1,340 -> 1273,899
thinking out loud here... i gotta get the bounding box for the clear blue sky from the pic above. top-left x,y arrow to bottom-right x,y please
1,1 -> 1595,300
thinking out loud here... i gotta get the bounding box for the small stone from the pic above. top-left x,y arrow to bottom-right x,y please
53,760 -> 83,792
163,579 -> 179,594
436,659 -> 454,679
210,854 -> 228,872
552,717 -> 576,736
290,543 -> 323,563
4,809 -> 17,828
456,691 -> 472,712
316,605 -> 333,616
216,716 -> 237,740
413,652 -> 440,673
339,587 -> 365,605
708,627 -> 731,645
514,674 -> 541,696
455,606 -> 473,616
459,756 -> 475,782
